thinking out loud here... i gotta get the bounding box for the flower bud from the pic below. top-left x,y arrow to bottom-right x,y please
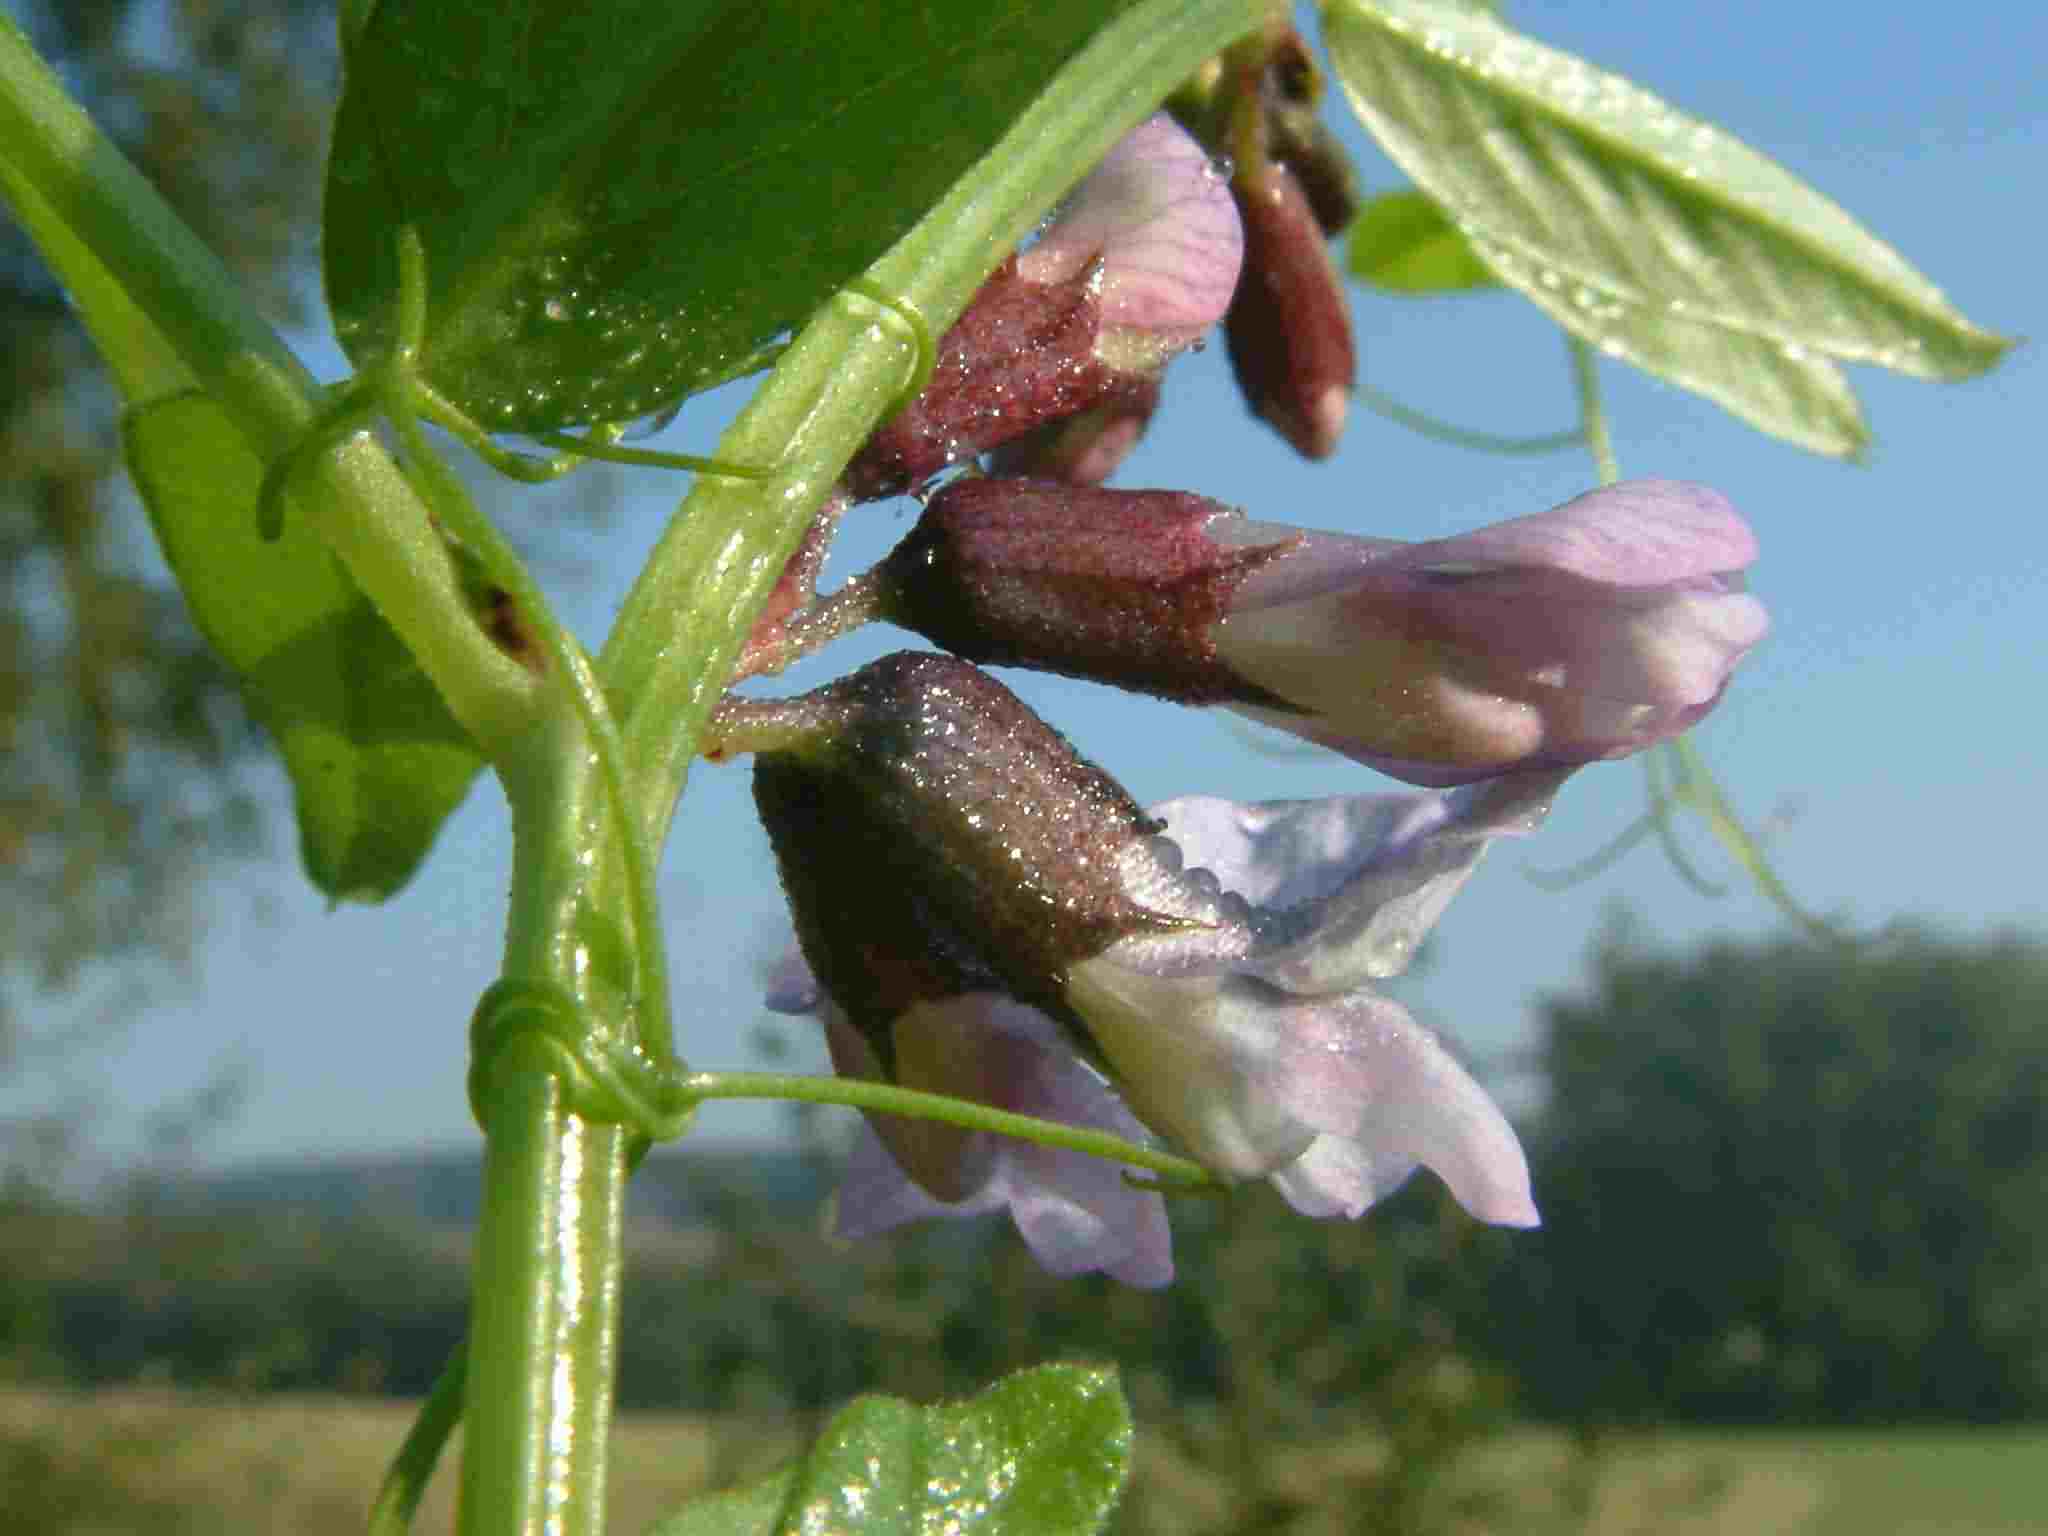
1224,159 -> 1356,459
874,477 -> 1767,786
1171,18 -> 1362,456
734,490 -> 847,676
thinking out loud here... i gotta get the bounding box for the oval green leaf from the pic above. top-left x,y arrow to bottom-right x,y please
1347,188 -> 1500,293
124,392 -> 483,903
324,0 -> 1136,435
1322,0 -> 2013,456
646,1364 -> 1131,1536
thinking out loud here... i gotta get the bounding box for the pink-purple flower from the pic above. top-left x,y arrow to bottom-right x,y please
1215,480 -> 1769,784
875,476 -> 1768,786
755,654 -> 1552,1286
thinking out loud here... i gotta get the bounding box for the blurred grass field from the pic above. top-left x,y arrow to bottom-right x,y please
2,1388 -> 2042,1535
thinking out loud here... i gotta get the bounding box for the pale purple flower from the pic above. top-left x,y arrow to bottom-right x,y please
1215,480 -> 1770,784
1070,771 -> 1557,1224
877,477 -> 1768,786
761,673 -> 1555,1284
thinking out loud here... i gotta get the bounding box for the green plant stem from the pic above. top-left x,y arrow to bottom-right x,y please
460,1041 -> 630,1536
1353,378 -> 1584,456
599,0 -> 1264,850
456,697 -> 668,1536
0,13 -> 304,443
392,383 -> 672,1065
369,1345 -> 467,1536
682,1071 -> 1215,1190
1569,335 -> 1621,485
0,16 -> 535,751
725,570 -> 885,685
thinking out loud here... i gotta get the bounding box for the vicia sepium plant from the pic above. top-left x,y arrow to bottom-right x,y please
0,0 -> 2008,1531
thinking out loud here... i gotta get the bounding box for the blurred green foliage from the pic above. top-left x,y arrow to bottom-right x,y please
1498,920 -> 2048,1426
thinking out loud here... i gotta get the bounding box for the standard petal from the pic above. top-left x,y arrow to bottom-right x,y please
1400,480 -> 1757,586
1018,113 -> 1243,348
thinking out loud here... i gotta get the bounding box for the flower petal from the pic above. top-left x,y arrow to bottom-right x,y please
822,989 -> 1176,1286
1256,990 -> 1539,1229
1128,770 -> 1565,996
1401,480 -> 1757,585
997,1133 -> 1176,1287
764,944 -> 823,1014
1266,1135 -> 1408,1219
1018,113 -> 1242,348
835,1120 -> 1001,1237
1214,483 -> 1767,783
1066,963 -> 1326,1178
1066,958 -> 1536,1229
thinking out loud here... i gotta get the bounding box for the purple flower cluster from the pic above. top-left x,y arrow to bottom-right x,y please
726,94 -> 1769,1284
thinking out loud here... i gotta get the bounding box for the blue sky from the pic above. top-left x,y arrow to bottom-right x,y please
89,2 -> 2046,1168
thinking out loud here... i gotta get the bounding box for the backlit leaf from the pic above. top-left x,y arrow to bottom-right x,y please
1347,188 -> 1499,293
324,0 -> 1136,435
1322,0 -> 2012,456
645,1364 -> 1131,1536
124,392 -> 483,902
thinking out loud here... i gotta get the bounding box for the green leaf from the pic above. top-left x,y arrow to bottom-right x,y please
1321,0 -> 2013,456
1347,188 -> 1499,293
646,1365 -> 1132,1536
643,1467 -> 796,1536
324,0 -> 1137,435
124,392 -> 484,902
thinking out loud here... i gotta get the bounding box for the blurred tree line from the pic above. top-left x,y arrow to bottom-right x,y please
1500,919 -> 2048,1426
4,923 -> 2044,1441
